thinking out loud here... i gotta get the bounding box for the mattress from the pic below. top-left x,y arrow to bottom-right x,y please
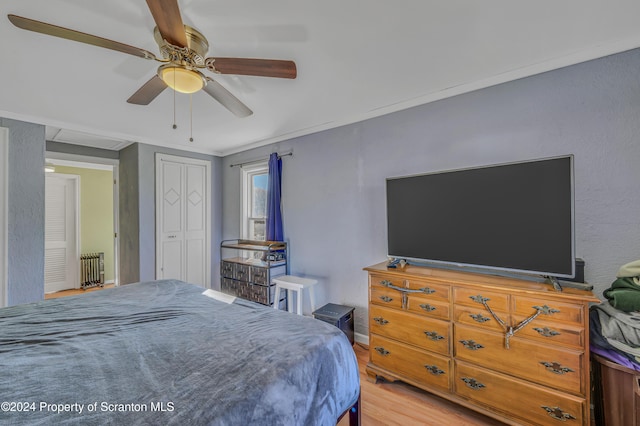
0,279 -> 360,425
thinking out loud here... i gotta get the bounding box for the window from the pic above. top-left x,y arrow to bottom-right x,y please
241,162 -> 268,241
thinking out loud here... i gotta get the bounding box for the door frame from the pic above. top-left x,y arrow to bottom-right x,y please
45,152 -> 120,286
0,127 -> 8,307
155,153 -> 211,288
45,173 -> 80,293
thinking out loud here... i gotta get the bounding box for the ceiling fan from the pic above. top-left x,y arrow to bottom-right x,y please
7,0 -> 297,118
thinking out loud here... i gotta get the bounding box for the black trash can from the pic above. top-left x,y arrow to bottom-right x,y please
313,303 -> 355,345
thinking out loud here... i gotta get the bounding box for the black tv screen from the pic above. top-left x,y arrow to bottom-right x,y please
386,156 -> 575,278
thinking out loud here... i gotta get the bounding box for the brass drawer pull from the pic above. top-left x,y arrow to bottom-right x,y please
424,364 -> 445,375
373,317 -> 389,325
541,406 -> 576,421
419,304 -> 436,312
379,295 -> 393,303
533,327 -> 561,338
461,377 -> 485,390
470,313 -> 491,323
459,339 -> 484,350
540,361 -> 574,375
533,305 -> 561,315
374,346 -> 390,356
424,331 -> 444,341
470,295 -> 490,304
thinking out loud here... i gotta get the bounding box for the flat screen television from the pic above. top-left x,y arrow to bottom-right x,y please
386,155 -> 575,278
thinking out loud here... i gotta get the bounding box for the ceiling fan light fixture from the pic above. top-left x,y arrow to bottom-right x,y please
159,65 -> 205,94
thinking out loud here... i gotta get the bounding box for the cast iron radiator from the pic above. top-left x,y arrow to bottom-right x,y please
80,252 -> 105,289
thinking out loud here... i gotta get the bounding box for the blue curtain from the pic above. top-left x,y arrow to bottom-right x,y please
266,153 -> 283,241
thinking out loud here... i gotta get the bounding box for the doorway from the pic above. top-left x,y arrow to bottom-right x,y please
44,153 -> 119,293
44,173 -> 79,293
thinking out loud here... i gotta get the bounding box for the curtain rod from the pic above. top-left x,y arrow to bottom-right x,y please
229,151 -> 293,168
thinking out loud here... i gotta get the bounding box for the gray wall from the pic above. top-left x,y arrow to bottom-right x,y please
222,48 -> 640,337
119,142 -> 223,288
119,144 -> 140,284
1,118 -> 45,305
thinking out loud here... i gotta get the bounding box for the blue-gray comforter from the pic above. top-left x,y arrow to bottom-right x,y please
0,280 -> 359,425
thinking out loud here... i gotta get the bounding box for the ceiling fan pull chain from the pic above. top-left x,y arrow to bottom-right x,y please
172,71 -> 177,130
189,94 -> 194,142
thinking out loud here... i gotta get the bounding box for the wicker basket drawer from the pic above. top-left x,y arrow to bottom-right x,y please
455,360 -> 585,425
250,266 -> 268,285
220,261 -> 235,279
221,277 -> 236,294
235,264 -> 250,281
220,279 -> 283,306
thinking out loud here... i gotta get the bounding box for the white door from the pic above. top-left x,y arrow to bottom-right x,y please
156,154 -> 210,288
45,174 -> 79,293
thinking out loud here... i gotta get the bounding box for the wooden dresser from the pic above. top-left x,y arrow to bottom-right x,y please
364,262 -> 599,425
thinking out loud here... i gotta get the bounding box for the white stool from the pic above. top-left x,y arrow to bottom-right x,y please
272,275 -> 318,315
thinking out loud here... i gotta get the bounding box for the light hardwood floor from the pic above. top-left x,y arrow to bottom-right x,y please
339,343 -> 506,426
44,284 -> 114,299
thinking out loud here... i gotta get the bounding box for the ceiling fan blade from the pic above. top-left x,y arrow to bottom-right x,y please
206,58 -> 297,79
127,75 -> 168,105
7,14 -> 159,61
145,0 -> 188,48
203,77 -> 253,118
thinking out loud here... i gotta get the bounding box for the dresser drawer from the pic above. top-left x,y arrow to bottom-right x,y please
512,314 -> 584,349
370,286 -> 402,309
454,324 -> 584,395
406,295 -> 450,320
370,274 -> 449,301
370,305 -> 450,355
453,287 -> 509,311
453,305 -> 507,333
405,279 -> 450,302
369,273 -> 404,290
455,361 -> 585,426
512,296 -> 584,326
370,334 -> 450,392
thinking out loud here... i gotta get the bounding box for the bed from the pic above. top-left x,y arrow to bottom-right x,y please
0,279 -> 360,425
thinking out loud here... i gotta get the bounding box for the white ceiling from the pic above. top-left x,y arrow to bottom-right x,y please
2,1 -> 640,156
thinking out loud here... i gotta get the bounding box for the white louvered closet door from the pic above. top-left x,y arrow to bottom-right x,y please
156,154 -> 211,288
44,174 -> 79,293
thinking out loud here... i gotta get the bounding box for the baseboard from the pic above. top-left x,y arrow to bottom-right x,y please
354,332 -> 369,346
